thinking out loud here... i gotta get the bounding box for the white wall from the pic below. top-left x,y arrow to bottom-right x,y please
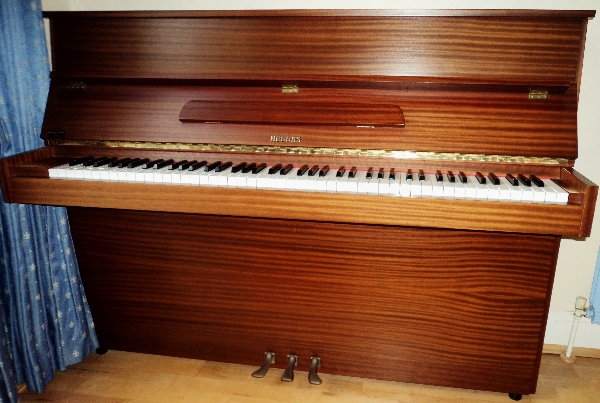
41,0 -> 600,347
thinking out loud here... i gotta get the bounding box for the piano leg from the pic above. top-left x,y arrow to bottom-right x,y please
95,346 -> 108,355
509,393 -> 523,401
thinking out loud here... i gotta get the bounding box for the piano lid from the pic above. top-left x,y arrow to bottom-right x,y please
41,10 -> 595,159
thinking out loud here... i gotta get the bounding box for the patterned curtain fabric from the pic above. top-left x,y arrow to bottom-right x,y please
0,1 -> 99,401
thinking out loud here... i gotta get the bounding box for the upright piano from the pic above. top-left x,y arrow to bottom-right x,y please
1,9 -> 597,400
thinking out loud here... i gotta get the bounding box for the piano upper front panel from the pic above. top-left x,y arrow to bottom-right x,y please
47,12 -> 586,85
42,83 -> 579,158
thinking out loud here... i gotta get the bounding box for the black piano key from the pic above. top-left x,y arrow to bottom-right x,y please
348,167 -> 357,178
389,168 -> 396,180
231,162 -> 247,173
530,174 -> 544,187
154,159 -> 174,169
215,161 -> 233,172
418,170 -> 425,181
435,170 -> 443,182
506,173 -> 519,186
188,161 -> 207,171
94,157 -> 117,167
143,159 -> 163,169
205,161 -> 222,172
297,165 -> 309,176
253,163 -> 267,174
83,156 -> 108,167
366,167 -> 373,179
169,160 -> 188,170
446,171 -> 455,183
377,168 -> 385,179
336,166 -> 346,177
487,172 -> 500,185
110,158 -> 132,168
308,165 -> 320,177
475,172 -> 486,184
518,173 -> 531,187
268,163 -> 282,174
319,165 -> 330,177
242,162 -> 256,174
280,164 -> 294,175
458,171 -> 467,184
68,156 -> 94,166
406,169 -> 413,181
127,158 -> 148,169
178,160 -> 196,170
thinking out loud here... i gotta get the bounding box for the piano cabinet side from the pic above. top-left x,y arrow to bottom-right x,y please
0,147 -> 57,202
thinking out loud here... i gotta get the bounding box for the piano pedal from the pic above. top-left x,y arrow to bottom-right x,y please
281,354 -> 297,382
251,351 -> 275,378
308,356 -> 322,385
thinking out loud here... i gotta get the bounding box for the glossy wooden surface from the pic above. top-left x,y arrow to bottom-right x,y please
47,13 -> 585,85
178,101 -> 405,127
68,208 -> 560,394
42,83 -> 579,158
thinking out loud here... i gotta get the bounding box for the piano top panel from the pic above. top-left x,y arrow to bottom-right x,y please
47,11 -> 587,86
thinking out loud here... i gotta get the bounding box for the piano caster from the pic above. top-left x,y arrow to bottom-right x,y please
308,356 -> 322,385
251,352 -> 275,378
508,393 -> 522,401
281,354 -> 297,382
95,346 -> 108,355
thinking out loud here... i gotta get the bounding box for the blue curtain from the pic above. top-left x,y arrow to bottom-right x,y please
0,1 -> 99,401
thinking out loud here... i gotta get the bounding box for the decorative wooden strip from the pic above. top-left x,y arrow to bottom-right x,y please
179,101 -> 405,127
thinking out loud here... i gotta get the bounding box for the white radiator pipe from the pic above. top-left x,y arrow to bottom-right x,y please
561,296 -> 588,363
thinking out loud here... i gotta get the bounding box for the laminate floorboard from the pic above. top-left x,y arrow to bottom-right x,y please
19,351 -> 600,402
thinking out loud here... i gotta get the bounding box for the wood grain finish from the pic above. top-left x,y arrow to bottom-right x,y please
68,208 -> 560,394
47,14 -> 585,85
42,83 -> 579,158
178,101 -> 405,127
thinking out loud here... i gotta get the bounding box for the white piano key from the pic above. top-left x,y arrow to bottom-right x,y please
546,180 -> 569,205
520,184 -> 534,203
442,178 -> 455,199
464,177 -> 477,199
497,180 -> 511,201
305,171 -> 320,192
49,163 -> 69,179
409,177 -> 422,198
72,166 -> 86,179
399,175 -> 411,198
388,176 -> 400,196
81,166 -> 95,180
216,167 -> 233,187
346,172 -> 360,194
188,169 -> 203,185
367,173 -> 379,195
485,181 -> 500,201
429,174 -> 442,198
530,183 -> 547,204
357,171 -> 370,194
316,170 -> 335,192
453,180 -> 466,199
472,177 -> 488,200
378,172 -> 391,195
255,168 -> 271,189
142,167 -> 155,183
420,174 -> 435,197
326,170 -> 341,193
540,183 -> 557,204
500,178 -> 522,202
335,172 -> 349,193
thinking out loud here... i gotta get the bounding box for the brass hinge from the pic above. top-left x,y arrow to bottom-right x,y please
70,82 -> 86,90
281,85 -> 298,94
529,90 -> 548,100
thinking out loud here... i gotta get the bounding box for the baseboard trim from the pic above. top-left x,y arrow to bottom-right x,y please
543,344 -> 600,359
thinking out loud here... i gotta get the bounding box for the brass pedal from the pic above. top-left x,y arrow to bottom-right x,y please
251,352 -> 274,378
308,356 -> 322,385
281,354 -> 297,382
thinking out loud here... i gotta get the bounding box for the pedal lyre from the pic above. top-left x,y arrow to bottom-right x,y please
281,354 -> 297,382
308,356 -> 322,385
251,351 -> 274,378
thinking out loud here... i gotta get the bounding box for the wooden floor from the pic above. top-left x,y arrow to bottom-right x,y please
19,351 -> 600,403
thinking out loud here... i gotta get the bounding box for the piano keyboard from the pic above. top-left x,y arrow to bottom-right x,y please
48,157 -> 570,205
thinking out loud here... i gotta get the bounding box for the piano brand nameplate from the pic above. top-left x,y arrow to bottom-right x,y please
178,101 -> 405,127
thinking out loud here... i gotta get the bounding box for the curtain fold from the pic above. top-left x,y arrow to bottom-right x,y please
0,1 -> 99,401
